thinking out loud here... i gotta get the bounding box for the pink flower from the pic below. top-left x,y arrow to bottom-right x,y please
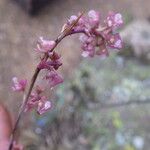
88,10 -> 100,28
25,86 -> 43,112
38,60 -> 53,70
46,71 -> 63,88
25,92 -> 40,112
79,34 -> 88,43
49,51 -> 61,61
38,51 -> 62,70
12,77 -> 27,92
88,10 -> 100,22
68,15 -> 78,24
76,10 -> 123,57
80,34 -> 96,57
81,44 -> 95,57
106,33 -> 123,49
25,86 -> 51,115
37,96 -> 52,115
38,60 -> 62,70
36,37 -> 56,53
68,10 -> 100,33
106,12 -> 123,28
66,14 -> 85,32
48,51 -> 62,70
81,51 -> 91,57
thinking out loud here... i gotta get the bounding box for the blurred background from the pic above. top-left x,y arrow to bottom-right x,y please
0,0 -> 150,149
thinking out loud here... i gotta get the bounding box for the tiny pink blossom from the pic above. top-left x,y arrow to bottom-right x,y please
79,34 -> 88,43
25,86 -> 51,114
68,15 -> 78,24
46,71 -> 63,88
106,12 -> 123,28
49,51 -> 61,60
38,51 -> 62,70
67,14 -> 86,32
38,60 -> 52,70
106,33 -> 123,49
88,10 -> 100,28
88,10 -> 100,21
37,97 -> 52,115
80,35 -> 96,57
81,51 -> 90,57
25,92 -> 40,112
12,77 -> 27,92
81,43 -> 95,57
36,37 -> 56,53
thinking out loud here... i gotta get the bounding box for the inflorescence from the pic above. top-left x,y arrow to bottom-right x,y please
10,10 -> 123,150
12,10 -> 123,115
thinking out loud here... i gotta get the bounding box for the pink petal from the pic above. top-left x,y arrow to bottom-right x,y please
37,100 -> 51,115
46,71 -> 63,88
107,33 -> 123,49
36,37 -> 56,53
12,77 -> 27,92
68,15 -> 78,24
106,12 -> 123,28
81,51 -> 90,57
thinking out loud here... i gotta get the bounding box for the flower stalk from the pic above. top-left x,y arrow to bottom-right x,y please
9,10 -> 123,150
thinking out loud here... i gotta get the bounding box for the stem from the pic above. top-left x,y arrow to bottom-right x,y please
8,68 -> 40,150
8,15 -> 84,150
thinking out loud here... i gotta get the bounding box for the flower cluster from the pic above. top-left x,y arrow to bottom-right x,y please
10,10 -> 123,150
12,10 -> 123,115
26,38 -> 63,114
25,86 -> 51,115
12,37 -> 63,115
65,10 -> 123,57
37,43 -> 63,89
